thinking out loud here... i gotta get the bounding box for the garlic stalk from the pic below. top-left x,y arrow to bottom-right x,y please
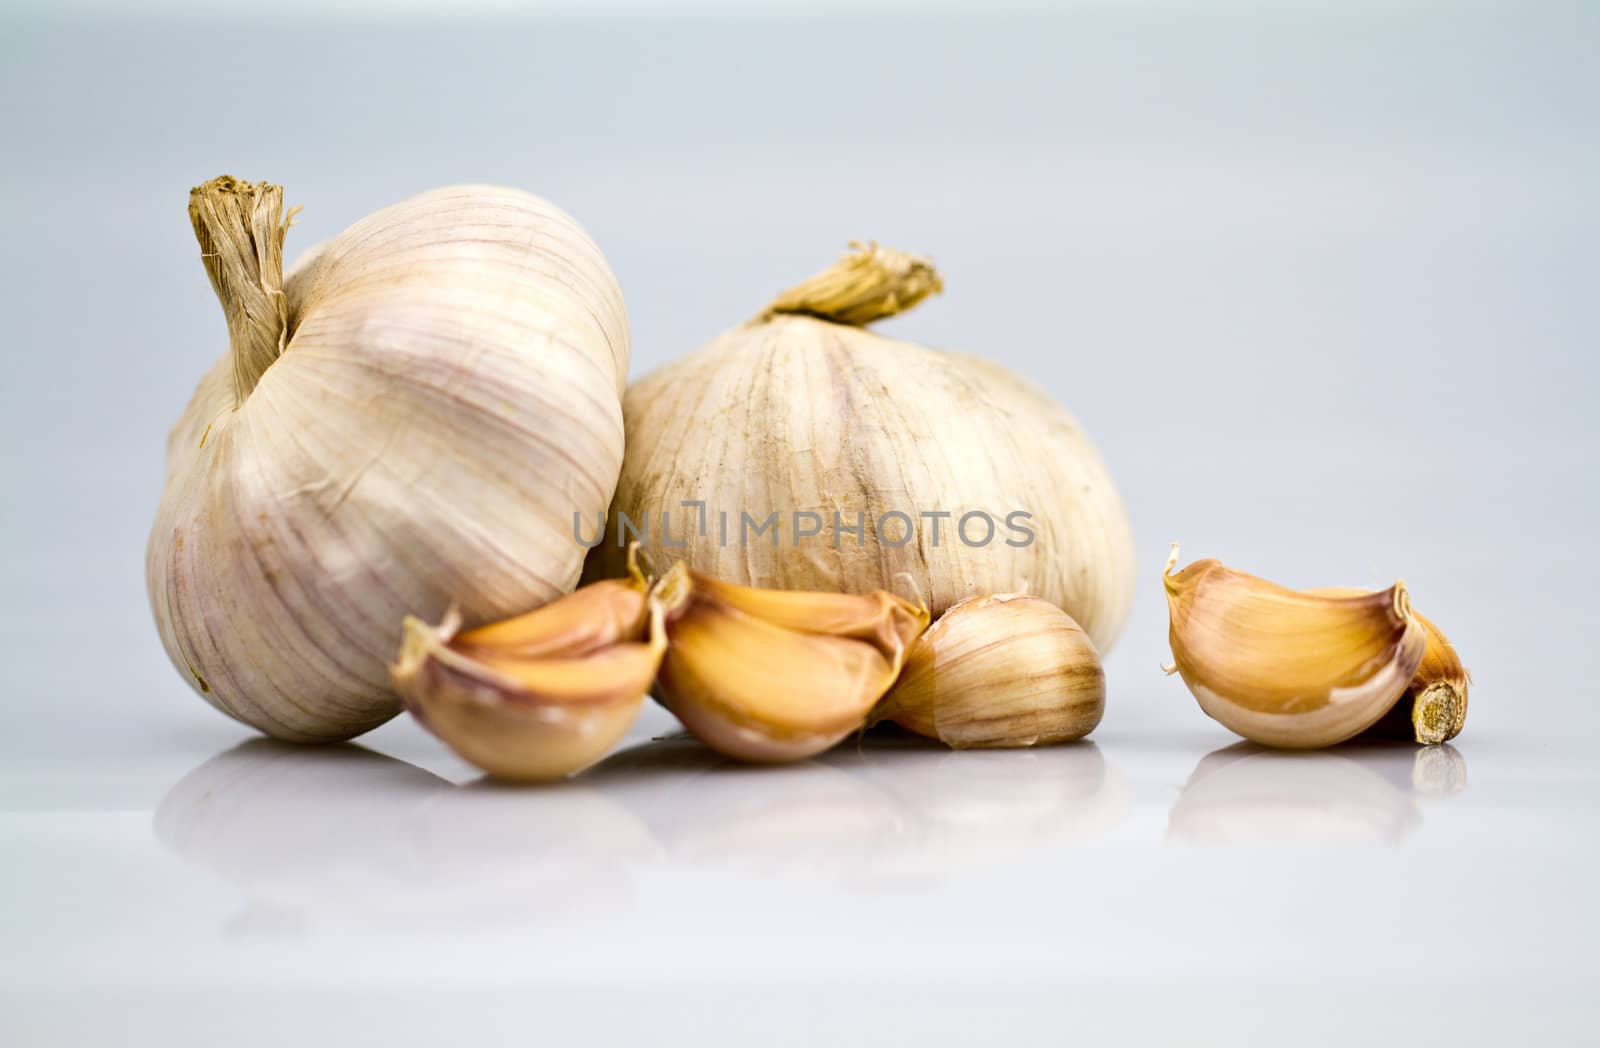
587,242 -> 1135,652
149,176 -> 629,742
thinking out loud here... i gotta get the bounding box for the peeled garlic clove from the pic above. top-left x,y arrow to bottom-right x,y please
1361,611 -> 1470,744
390,582 -> 663,782
150,176 -> 629,742
1163,547 -> 1427,750
872,594 -> 1105,748
588,241 -> 1135,653
650,564 -> 929,763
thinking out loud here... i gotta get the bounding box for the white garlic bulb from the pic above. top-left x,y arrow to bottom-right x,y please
148,177 -> 629,742
590,243 -> 1134,651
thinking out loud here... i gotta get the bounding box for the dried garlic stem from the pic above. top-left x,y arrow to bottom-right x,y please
760,241 -> 943,326
188,175 -> 297,402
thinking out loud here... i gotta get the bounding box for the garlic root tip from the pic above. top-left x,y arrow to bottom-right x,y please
1411,683 -> 1460,745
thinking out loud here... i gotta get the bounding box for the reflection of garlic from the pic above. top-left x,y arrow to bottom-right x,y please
872,594 -> 1103,748
1163,547 -> 1426,749
155,740 -> 656,930
391,576 -> 663,782
154,742 -> 453,920
589,242 -> 1135,652
650,564 -> 928,763
1168,744 -> 1423,845
149,176 -> 629,742
825,743 -> 1132,880
595,742 -> 904,878
1410,742 -> 1469,797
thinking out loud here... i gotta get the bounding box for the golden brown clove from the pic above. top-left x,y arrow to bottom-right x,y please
650,564 -> 929,763
390,574 -> 663,782
1163,546 -> 1427,749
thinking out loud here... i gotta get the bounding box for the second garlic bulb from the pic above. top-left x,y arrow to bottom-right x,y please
590,243 -> 1136,653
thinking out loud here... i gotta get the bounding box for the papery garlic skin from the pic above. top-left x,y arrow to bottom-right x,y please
149,177 -> 629,742
1163,548 -> 1427,750
589,243 -> 1135,653
874,594 -> 1105,748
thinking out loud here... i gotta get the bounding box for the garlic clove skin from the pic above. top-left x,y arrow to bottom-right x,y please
587,242 -> 1136,654
872,594 -> 1105,748
150,177 -> 629,742
650,564 -> 929,763
453,578 -> 650,660
390,584 -> 663,783
1163,547 -> 1427,750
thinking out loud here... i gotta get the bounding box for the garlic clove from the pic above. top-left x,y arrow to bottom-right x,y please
872,594 -> 1105,748
650,564 -> 929,763
390,586 -> 664,782
1162,546 -> 1427,750
686,571 -> 926,652
452,557 -> 651,659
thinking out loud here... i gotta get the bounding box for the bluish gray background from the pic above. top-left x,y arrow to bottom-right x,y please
1,2 -> 1596,1045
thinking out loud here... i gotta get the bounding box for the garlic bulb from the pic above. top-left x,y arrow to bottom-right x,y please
586,243 -> 1135,652
149,177 -> 629,742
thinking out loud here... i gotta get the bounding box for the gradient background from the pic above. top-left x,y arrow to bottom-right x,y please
2,2 -> 1596,1044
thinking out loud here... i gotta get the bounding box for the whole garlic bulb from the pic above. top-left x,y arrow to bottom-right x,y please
148,177 -> 629,742
590,243 -> 1134,650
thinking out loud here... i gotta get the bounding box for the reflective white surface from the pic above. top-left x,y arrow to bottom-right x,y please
5,701 -> 1595,1046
